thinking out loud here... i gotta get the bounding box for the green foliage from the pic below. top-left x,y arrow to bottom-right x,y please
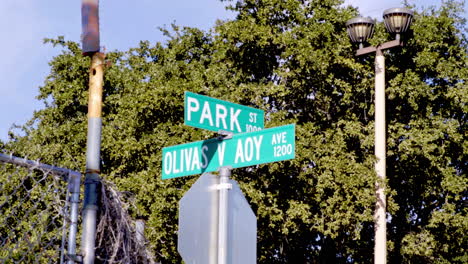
0,164 -> 68,263
3,0 -> 467,263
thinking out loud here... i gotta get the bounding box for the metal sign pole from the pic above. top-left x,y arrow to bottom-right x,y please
218,166 -> 232,264
81,1 -> 103,263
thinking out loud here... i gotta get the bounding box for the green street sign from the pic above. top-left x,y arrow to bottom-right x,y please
162,124 -> 295,179
184,91 -> 264,134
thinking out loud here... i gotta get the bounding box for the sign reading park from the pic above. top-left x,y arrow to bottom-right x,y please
184,91 -> 264,134
162,124 -> 295,179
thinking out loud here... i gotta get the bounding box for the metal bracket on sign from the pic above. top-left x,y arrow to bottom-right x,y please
215,183 -> 233,190
217,130 -> 233,140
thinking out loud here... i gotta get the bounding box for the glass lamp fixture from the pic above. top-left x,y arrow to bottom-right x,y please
383,7 -> 414,40
346,17 -> 375,49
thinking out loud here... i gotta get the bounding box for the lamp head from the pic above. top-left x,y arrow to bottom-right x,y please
346,17 -> 375,49
383,7 -> 414,40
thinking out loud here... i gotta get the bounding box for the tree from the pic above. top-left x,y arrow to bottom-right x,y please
2,0 -> 466,263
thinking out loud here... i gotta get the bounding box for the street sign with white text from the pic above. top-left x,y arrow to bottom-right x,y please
162,124 -> 295,179
184,91 -> 264,134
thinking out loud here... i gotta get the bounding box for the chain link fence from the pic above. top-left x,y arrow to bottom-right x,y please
0,153 -> 81,264
0,153 -> 156,264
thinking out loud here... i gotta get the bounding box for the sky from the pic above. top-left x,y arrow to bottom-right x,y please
0,0 -> 463,142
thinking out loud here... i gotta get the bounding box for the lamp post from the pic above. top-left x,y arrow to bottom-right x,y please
346,7 -> 413,264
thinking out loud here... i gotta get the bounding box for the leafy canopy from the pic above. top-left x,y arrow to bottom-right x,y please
2,0 -> 467,263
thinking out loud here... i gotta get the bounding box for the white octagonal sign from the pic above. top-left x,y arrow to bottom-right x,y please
178,173 -> 256,264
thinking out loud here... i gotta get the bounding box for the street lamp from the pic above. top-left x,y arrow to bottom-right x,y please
346,7 -> 413,264
383,8 -> 414,40
346,17 -> 375,49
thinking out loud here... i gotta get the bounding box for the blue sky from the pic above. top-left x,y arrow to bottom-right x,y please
0,0 -> 462,142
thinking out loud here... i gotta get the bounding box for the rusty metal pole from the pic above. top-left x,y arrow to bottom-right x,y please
81,1 -> 102,263
82,52 -> 105,264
